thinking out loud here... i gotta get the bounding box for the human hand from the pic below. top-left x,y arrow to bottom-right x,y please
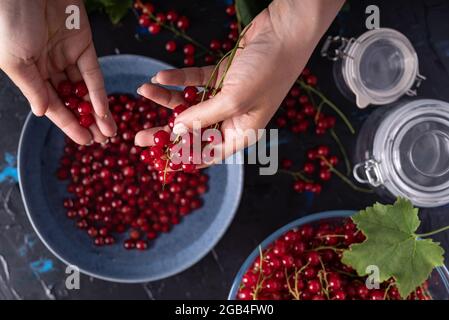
0,0 -> 116,144
135,0 -> 343,164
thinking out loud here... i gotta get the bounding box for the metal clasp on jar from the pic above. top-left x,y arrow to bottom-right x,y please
353,159 -> 384,187
321,36 -> 356,61
405,73 -> 426,97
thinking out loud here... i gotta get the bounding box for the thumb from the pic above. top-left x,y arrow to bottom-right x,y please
173,92 -> 238,135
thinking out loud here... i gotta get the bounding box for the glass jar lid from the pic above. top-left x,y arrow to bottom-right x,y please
372,99 -> 449,207
342,28 -> 421,108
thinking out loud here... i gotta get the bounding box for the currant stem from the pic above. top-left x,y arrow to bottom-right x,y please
278,169 -> 313,183
330,128 -> 352,176
320,156 -> 373,193
212,24 -> 252,95
416,225 -> 449,238
297,80 -> 355,134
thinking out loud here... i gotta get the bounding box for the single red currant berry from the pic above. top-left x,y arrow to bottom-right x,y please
155,13 -> 166,24
225,4 -> 236,16
183,43 -> 195,56
153,130 -> 170,147
204,55 -> 215,64
370,290 -> 385,300
317,145 -> 330,157
307,280 -> 321,294
303,104 -> 316,116
74,81 -> 88,97
228,30 -> 238,41
64,96 -> 79,110
311,183 -> 322,194
329,155 -> 339,166
79,114 -> 95,128
176,16 -> 190,30
138,15 -> 151,27
209,39 -> 221,51
182,163 -> 196,173
183,86 -> 198,103
319,169 -> 332,181
57,80 -> 73,97
183,55 -> 195,66
306,75 -> 318,86
173,104 -> 188,117
281,158 -> 293,169
303,162 -> 315,174
222,40 -> 234,52
165,40 -> 177,53
148,23 -> 161,34
77,101 -> 93,115
229,21 -> 239,30
307,149 -> 317,160
166,10 -> 179,22
293,180 -> 305,193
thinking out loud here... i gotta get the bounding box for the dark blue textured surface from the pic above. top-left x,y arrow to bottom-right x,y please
17,55 -> 244,282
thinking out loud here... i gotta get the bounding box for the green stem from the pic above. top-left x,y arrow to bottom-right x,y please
212,24 -> 251,95
330,128 -> 351,176
416,225 -> 449,238
297,80 -> 355,134
279,169 -> 312,183
320,156 -> 374,193
200,50 -> 234,102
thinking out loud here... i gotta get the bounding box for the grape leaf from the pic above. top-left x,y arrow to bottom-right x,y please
84,0 -> 132,24
342,198 -> 445,299
235,0 -> 271,27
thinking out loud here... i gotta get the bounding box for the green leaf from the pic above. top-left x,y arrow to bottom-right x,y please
235,0 -> 271,27
104,0 -> 132,24
84,0 -> 132,24
342,198 -> 445,299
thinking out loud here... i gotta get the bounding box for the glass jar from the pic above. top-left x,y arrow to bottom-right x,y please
322,28 -> 425,108
353,99 -> 449,207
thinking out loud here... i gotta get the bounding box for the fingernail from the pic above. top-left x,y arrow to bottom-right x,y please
101,138 -> 110,145
137,86 -> 143,95
151,76 -> 158,84
86,140 -> 94,146
173,123 -> 188,135
113,131 -> 118,137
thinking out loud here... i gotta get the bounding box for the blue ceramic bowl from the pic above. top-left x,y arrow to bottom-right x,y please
18,55 -> 244,283
228,210 -> 449,300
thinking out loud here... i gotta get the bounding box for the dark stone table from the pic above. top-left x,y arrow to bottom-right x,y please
1,0 -> 449,299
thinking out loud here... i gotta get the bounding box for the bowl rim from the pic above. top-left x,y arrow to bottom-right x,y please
17,54 -> 245,283
227,210 -> 449,300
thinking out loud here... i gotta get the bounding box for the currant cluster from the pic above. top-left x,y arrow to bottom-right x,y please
275,69 -> 336,136
281,145 -> 339,194
56,80 -> 95,128
134,0 -> 239,66
57,93 -> 208,250
140,86 -> 219,179
237,218 -> 431,300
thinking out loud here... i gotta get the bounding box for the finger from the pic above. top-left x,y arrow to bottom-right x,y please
134,126 -> 170,147
66,64 -> 117,137
137,83 -> 184,109
4,61 -> 49,116
44,82 -> 93,145
88,115 -> 109,143
173,92 -> 236,134
77,43 -> 109,118
152,66 -> 215,87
